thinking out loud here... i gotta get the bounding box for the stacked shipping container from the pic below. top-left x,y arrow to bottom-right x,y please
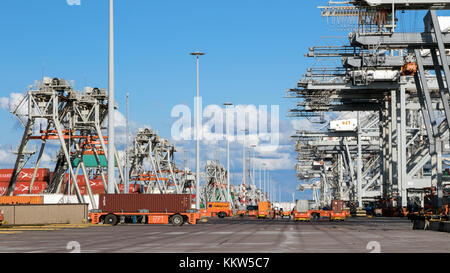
62,174 -> 141,195
0,169 -> 161,196
0,169 -> 50,196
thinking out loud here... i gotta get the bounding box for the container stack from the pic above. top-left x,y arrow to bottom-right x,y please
0,169 -> 50,196
61,175 -> 142,195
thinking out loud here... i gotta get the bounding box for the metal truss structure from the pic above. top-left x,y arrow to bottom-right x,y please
201,160 -> 229,205
288,1 -> 450,212
127,127 -> 195,195
7,77 -> 126,208
200,158 -> 264,210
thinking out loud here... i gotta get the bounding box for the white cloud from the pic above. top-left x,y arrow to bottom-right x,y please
0,97 -> 9,110
169,117 -> 299,172
1,92 -> 49,133
291,119 -> 315,131
41,152 -> 52,163
114,110 -> 127,128
0,92 -> 27,115
0,148 -> 15,164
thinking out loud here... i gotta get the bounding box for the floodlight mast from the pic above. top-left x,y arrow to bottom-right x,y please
190,51 -> 205,210
107,0 -> 116,194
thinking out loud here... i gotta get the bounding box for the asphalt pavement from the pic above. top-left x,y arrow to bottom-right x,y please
0,217 -> 449,253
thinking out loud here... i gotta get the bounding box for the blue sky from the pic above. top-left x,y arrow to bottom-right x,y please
4,0 -> 438,201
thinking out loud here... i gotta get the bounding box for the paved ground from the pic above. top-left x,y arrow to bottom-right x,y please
0,217 -> 449,253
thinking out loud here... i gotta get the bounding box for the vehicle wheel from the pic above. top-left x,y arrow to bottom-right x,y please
218,212 -> 225,218
171,214 -> 184,226
104,214 -> 118,226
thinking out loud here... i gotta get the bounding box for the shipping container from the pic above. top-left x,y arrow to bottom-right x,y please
296,199 -> 310,213
61,175 -> 106,194
273,202 -> 295,212
0,168 -> 50,182
331,200 -> 344,212
63,175 -> 140,195
72,154 -> 110,168
19,194 -> 100,211
258,201 -> 271,218
77,186 -> 106,195
64,174 -> 105,187
0,196 -> 43,205
98,194 -> 193,213
0,182 -> 48,196
118,184 -> 140,194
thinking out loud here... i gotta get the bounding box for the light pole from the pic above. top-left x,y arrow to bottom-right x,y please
357,111 -> 363,208
107,0 -> 116,194
250,144 -> 257,187
268,172 -> 271,202
263,163 -> 267,201
125,92 -> 130,194
190,51 -> 205,210
223,102 -> 233,203
258,157 -> 262,201
273,181 -> 276,202
241,129 -> 248,206
279,182 -> 281,202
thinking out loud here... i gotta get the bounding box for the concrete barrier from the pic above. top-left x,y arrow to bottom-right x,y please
0,204 -> 88,225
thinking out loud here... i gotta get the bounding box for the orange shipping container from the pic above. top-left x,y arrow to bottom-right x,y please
0,196 -> 43,205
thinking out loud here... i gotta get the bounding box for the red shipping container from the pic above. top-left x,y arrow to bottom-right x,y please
61,178 -> 106,195
119,184 -> 139,194
331,200 -> 344,212
91,188 -> 106,195
64,174 -> 106,187
99,194 -> 193,213
0,169 -> 50,182
0,181 -> 48,196
77,186 -> 106,195
62,175 -> 140,195
63,187 -> 104,196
